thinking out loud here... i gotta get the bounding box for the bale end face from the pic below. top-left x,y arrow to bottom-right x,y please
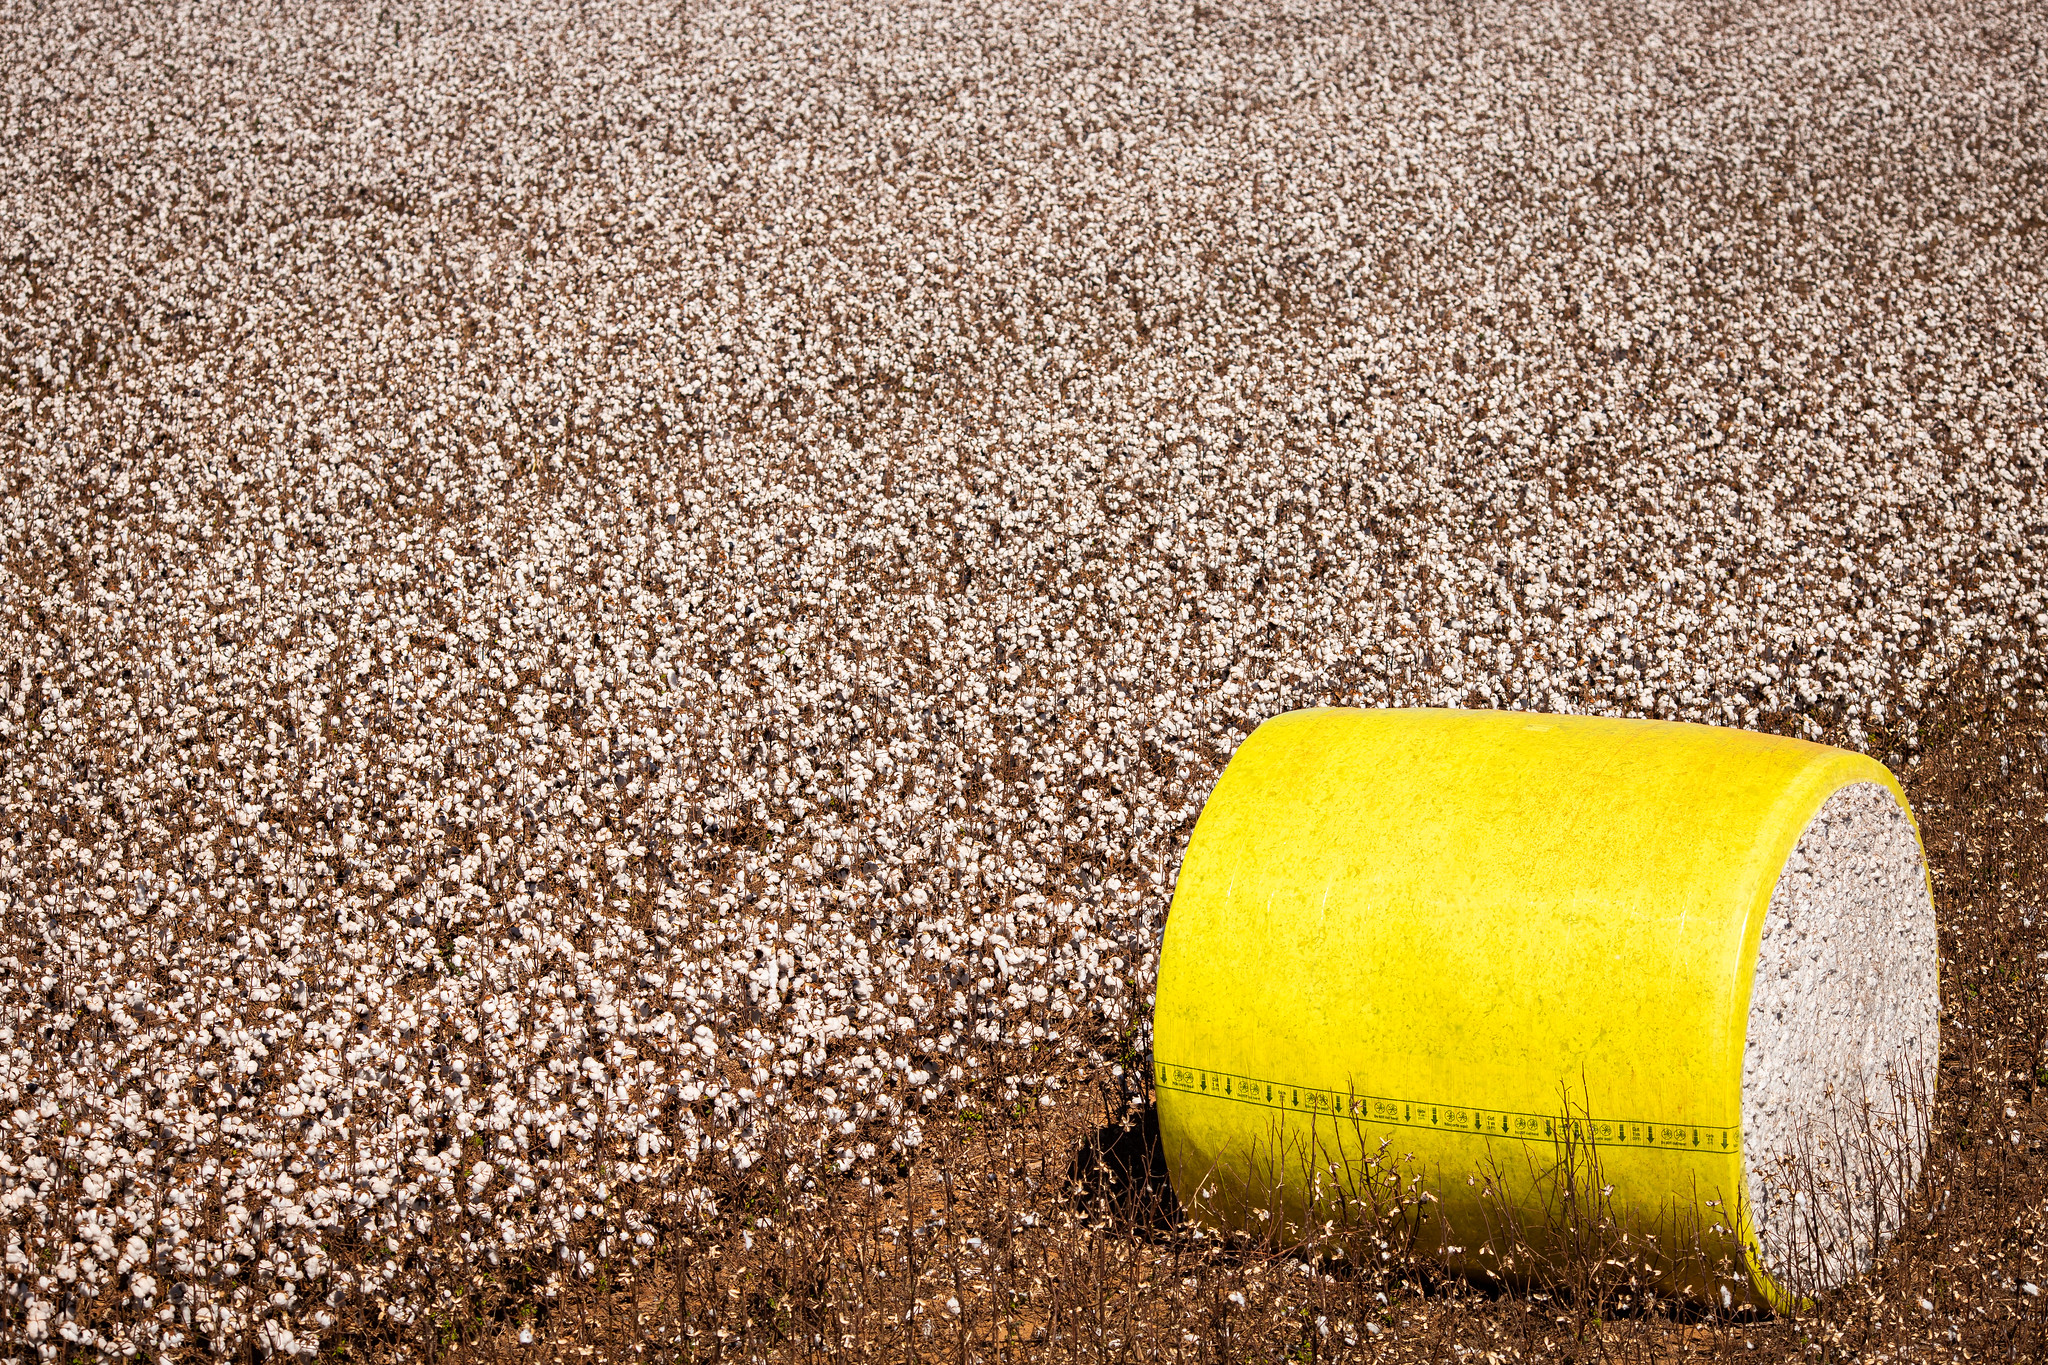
1743,781 -> 1937,1295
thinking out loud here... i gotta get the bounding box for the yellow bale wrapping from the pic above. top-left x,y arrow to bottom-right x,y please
1152,707 -> 1933,1309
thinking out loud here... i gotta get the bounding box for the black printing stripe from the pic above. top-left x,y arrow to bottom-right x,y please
1155,1060 -> 1738,1155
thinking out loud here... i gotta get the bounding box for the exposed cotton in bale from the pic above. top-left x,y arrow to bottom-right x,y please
1152,707 -> 1939,1310
1743,782 -> 1938,1292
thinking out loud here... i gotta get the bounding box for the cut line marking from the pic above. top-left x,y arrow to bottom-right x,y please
1156,1060 -> 1737,1155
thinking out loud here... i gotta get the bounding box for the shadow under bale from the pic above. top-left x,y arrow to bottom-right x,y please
1067,1101 -> 1181,1232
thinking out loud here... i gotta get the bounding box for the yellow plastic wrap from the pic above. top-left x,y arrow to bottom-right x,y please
1152,707 -> 1923,1308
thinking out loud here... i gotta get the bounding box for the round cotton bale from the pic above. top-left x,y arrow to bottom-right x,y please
1152,708 -> 1936,1308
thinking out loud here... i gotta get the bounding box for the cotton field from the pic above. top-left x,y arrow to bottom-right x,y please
1,0 -> 2044,1356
